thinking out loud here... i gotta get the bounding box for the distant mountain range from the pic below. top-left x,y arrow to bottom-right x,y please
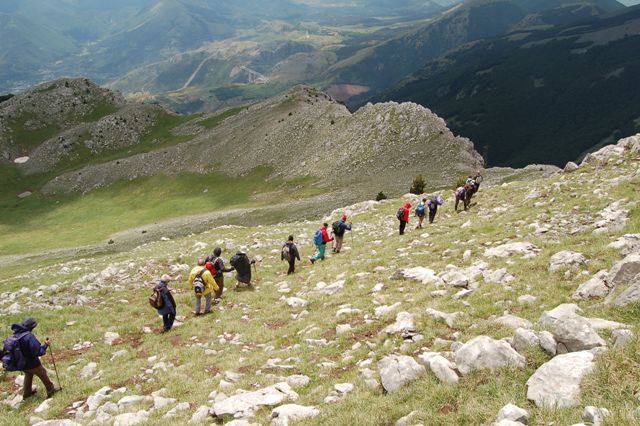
375,4 -> 640,167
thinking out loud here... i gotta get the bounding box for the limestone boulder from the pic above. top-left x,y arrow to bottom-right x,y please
455,336 -> 526,376
377,355 -> 426,393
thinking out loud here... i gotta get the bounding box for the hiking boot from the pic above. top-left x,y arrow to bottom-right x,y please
309,258 -> 315,265
46,388 -> 59,399
23,388 -> 37,400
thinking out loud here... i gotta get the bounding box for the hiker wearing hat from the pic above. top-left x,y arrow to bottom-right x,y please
230,247 -> 256,289
331,215 -> 352,253
205,247 -> 235,300
310,223 -> 333,264
427,195 -> 444,224
4,317 -> 58,399
188,258 -> 219,315
415,198 -> 427,229
155,275 -> 177,332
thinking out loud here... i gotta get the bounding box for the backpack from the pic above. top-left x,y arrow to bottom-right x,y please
313,229 -> 324,245
149,287 -> 164,309
282,244 -> 292,262
396,207 -> 404,221
415,204 -> 425,216
193,269 -> 207,295
332,221 -> 343,236
1,332 -> 29,372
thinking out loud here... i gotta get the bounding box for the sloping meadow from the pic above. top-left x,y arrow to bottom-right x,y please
0,136 -> 639,425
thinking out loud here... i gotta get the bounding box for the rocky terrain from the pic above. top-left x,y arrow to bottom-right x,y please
0,134 -> 638,425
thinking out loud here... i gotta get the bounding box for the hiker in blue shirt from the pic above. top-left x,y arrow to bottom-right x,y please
415,198 -> 427,229
331,215 -> 352,253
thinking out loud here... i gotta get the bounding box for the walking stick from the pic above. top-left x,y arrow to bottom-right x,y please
46,339 -> 62,390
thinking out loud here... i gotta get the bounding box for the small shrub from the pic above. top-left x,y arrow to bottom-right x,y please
375,191 -> 387,201
409,175 -> 426,195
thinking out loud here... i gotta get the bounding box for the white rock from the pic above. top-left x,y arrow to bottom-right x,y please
495,314 -> 532,330
336,324 -> 352,334
607,234 -> 640,256
163,402 -> 190,418
212,382 -> 299,419
496,403 -> 529,424
153,396 -> 176,410
395,411 -> 417,426
286,375 -> 310,388
79,362 -> 98,379
14,156 -> 30,164
572,271 -> 610,300
425,355 -> 459,385
549,251 -> 586,273
104,332 -> 120,346
483,268 -> 515,285
375,302 -> 402,317
334,383 -> 354,394
271,404 -> 319,426
110,350 -> 128,361
583,406 -> 611,426
484,242 -> 539,258
538,331 -> 557,356
607,253 -> 640,287
517,295 -> 536,304
384,312 -> 416,335
551,313 -> 606,352
113,411 -> 149,426
511,328 -> 540,353
117,395 -> 151,409
455,336 -> 526,375
526,351 -> 596,408
440,270 -> 470,288
285,297 -> 308,308
425,308 -> 460,328
377,355 -> 426,393
190,405 -> 210,423
34,399 -> 51,414
564,161 -> 579,172
539,304 -> 582,327
395,267 -> 443,285
612,329 -> 635,347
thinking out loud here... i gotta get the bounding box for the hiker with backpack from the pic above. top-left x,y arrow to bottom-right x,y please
331,215 -> 352,253
310,223 -> 333,264
150,274 -> 177,332
205,247 -> 235,300
188,258 -> 219,315
415,198 -> 427,229
472,170 -> 483,194
397,202 -> 411,235
3,317 -> 58,400
281,235 -> 301,274
230,247 -> 256,289
427,195 -> 444,224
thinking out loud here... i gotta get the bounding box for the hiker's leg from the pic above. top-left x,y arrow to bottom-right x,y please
30,365 -> 55,395
335,235 -> 343,252
429,211 -> 436,224
22,370 -> 35,398
318,244 -> 326,260
195,295 -> 202,314
399,221 -> 406,235
288,260 -> 295,274
165,312 -> 175,330
214,276 -> 224,298
204,294 -> 212,313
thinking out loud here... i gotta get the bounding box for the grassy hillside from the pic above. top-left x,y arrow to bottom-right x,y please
0,136 -> 638,425
377,6 -> 640,167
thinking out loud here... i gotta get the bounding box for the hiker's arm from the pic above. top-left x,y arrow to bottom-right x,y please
206,274 -> 219,292
26,335 -> 48,357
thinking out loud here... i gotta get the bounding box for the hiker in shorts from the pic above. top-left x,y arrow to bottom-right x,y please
331,215 -> 352,253
155,275 -> 177,332
230,247 -> 256,289
188,258 -> 218,315
281,235 -> 301,274
415,198 -> 427,229
397,202 -> 411,235
310,223 -> 333,264
5,317 -> 58,399
427,195 -> 444,223
205,247 -> 235,300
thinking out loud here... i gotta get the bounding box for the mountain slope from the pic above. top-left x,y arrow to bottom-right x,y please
377,5 -> 640,167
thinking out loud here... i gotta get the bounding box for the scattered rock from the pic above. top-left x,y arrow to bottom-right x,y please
455,336 -> 525,375
612,329 -> 635,348
608,234 -> 640,256
271,404 -> 319,426
211,382 -> 299,419
572,271 -> 610,300
526,351 -> 596,408
538,331 -> 557,356
483,268 -> 515,286
551,314 -> 606,352
484,242 -> 539,258
539,304 -> 582,327
377,355 -> 426,393
384,312 -> 416,336
418,354 -> 459,385
190,405 -> 210,423
285,297 -> 308,308
495,314 -> 532,330
583,406 -> 611,426
549,251 -> 586,273
79,362 -> 97,379
564,161 -> 579,172
496,403 -> 529,424
425,308 -> 460,328
395,411 -> 417,426
393,267 -> 443,285
511,328 -> 539,354
113,411 -> 149,426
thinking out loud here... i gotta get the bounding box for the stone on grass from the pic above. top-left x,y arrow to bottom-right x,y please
395,411 -> 417,426
606,278 -> 640,307
153,396 -> 176,410
494,420 -> 526,426
496,403 -> 529,424
564,161 -> 579,172
285,297 -> 308,308
271,404 -> 319,426
549,251 -> 586,273
483,268 -> 515,285
607,253 -> 640,287
285,375 -> 310,388
377,355 -> 426,393
484,242 -> 539,258
375,302 -> 401,317
384,312 -> 415,335
163,402 -> 190,418
113,411 -> 149,426
612,329 -> 635,347
104,332 -> 120,346
608,234 -> 640,256
572,271 -> 610,300
517,295 -> 536,304
440,270 -> 469,288
426,355 -> 459,385
495,314 -> 532,330
425,308 -> 460,328
538,331 -> 557,356
583,406 -> 611,426
32,422 -> 82,426
511,328 -> 539,354
526,351 -> 596,408
34,399 -> 50,414
190,405 -> 210,423
395,267 -> 442,285
539,304 -> 582,327
551,314 -> 606,352
211,383 -> 299,419
117,395 -> 152,409
79,362 -> 97,379
455,336 -> 525,376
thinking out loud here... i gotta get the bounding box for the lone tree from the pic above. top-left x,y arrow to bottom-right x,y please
375,191 -> 388,201
409,175 -> 426,195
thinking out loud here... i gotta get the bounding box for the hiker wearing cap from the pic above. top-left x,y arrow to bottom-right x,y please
427,195 -> 444,224
415,198 -> 427,229
310,223 -> 333,264
188,258 -> 219,315
230,247 -> 256,289
397,202 -> 411,235
281,235 -> 301,274
4,317 -> 58,399
155,275 -> 177,332
331,215 -> 352,253
205,247 -> 235,299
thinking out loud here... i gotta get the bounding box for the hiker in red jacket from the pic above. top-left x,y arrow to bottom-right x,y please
310,223 -> 333,264
398,202 -> 411,235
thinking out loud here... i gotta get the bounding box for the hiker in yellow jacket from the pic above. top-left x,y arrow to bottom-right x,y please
188,258 -> 219,315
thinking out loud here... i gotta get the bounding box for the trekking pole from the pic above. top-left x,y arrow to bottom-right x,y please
46,339 -> 62,391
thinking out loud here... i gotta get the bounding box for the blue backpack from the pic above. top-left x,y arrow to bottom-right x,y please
2,332 -> 28,372
313,229 -> 324,245
415,204 -> 425,216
